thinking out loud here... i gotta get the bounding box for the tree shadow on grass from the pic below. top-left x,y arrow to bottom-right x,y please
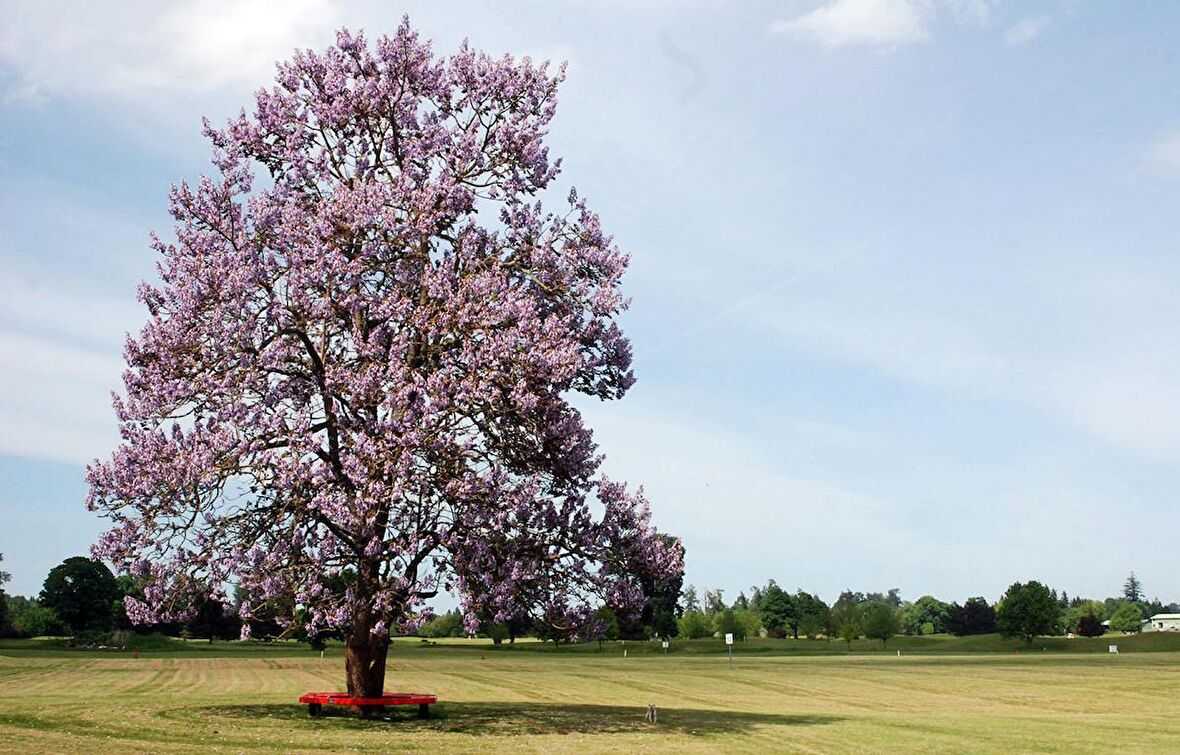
194,702 -> 842,737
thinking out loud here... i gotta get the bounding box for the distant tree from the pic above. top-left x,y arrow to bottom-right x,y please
1064,600 -> 1106,634
757,584 -> 795,638
901,595 -> 950,636
592,606 -> 620,648
1108,602 -> 1145,633
838,589 -> 866,605
420,609 -> 464,638
830,597 -> 862,648
733,592 -> 749,611
677,609 -> 711,639
863,589 -> 902,608
16,603 -> 68,637
1122,572 -> 1144,604
0,553 -> 9,637
632,534 -> 685,639
862,602 -> 901,647
947,597 -> 996,636
703,588 -> 726,616
714,608 -> 743,641
996,581 -> 1061,644
794,591 -> 830,639
1059,590 -> 1070,610
40,557 -> 120,634
682,586 -> 701,614
187,597 -> 239,642
1075,612 -> 1105,638
749,584 -> 766,608
736,607 -> 762,639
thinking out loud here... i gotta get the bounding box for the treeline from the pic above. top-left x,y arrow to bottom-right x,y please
673,572 -> 1177,645
0,555 -> 247,643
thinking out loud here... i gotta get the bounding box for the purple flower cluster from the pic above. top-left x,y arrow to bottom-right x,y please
86,19 -> 680,642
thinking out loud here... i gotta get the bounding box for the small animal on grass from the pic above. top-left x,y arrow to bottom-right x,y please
645,703 -> 658,723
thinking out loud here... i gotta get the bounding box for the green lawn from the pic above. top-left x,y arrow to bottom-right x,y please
1,636 -> 1179,752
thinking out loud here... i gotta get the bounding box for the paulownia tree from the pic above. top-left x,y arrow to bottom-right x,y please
86,20 -> 680,700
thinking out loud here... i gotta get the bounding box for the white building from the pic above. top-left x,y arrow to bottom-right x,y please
1142,613 -> 1180,632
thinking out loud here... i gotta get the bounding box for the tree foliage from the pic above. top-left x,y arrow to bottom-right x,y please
830,596 -> 862,647
1122,572 -> 1144,604
861,601 -> 900,646
996,581 -> 1060,644
39,557 -> 120,634
947,597 -> 996,636
1108,601 -> 1144,633
83,21 -> 678,697
901,595 -> 950,636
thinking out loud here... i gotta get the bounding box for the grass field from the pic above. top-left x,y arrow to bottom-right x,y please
2,637 -> 1179,753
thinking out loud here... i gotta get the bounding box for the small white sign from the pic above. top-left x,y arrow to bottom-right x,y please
725,633 -> 734,645
1109,645 -> 1119,654
662,640 -> 669,649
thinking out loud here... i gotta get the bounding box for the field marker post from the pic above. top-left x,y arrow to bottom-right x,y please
725,632 -> 734,668
662,640 -> 669,654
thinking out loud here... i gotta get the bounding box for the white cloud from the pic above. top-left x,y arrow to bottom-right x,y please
0,0 -> 340,104
1145,130 -> 1180,176
769,0 -> 932,50
1004,15 -> 1050,45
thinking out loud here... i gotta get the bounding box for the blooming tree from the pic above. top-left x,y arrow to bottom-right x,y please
87,20 -> 680,699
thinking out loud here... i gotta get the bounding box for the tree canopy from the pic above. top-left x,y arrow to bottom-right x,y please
85,20 -> 678,698
39,557 -> 120,633
996,581 -> 1060,644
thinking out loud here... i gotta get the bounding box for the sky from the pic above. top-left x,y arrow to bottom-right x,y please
2,0 -> 1179,608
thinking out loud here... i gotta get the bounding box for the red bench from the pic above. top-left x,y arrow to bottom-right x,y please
298,691 -> 438,718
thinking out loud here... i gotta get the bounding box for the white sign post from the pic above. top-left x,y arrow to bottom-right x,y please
662,640 -> 669,654
1109,645 -> 1119,654
725,632 -> 734,667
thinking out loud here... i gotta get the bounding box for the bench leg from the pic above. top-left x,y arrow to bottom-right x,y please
418,703 -> 430,719
308,703 -> 322,717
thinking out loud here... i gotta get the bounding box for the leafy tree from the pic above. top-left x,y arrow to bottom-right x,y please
83,22 -> 680,701
682,586 -> 701,614
420,609 -> 464,638
592,606 -> 620,648
733,592 -> 749,610
677,609 -> 711,639
187,597 -> 240,642
793,590 -> 830,639
862,602 -> 900,647
1064,599 -> 1105,634
1123,572 -> 1144,604
0,552 -> 10,586
996,581 -> 1061,644
1108,602 -> 1145,633
757,584 -> 795,638
39,557 -> 120,634
714,608 -> 744,640
901,595 -> 950,636
736,607 -> 762,639
947,597 -> 997,636
703,588 -> 727,616
623,533 -> 684,639
1075,612 -> 1105,638
830,596 -> 862,648
17,603 -> 68,637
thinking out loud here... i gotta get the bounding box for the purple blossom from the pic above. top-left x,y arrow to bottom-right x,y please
86,18 -> 679,695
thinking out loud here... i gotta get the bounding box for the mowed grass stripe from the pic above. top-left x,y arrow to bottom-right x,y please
1,649 -> 1179,753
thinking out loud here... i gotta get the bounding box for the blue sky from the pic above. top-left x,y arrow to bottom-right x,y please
2,0 -> 1179,608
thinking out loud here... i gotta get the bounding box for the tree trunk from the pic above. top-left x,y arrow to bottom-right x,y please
345,629 -> 390,717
